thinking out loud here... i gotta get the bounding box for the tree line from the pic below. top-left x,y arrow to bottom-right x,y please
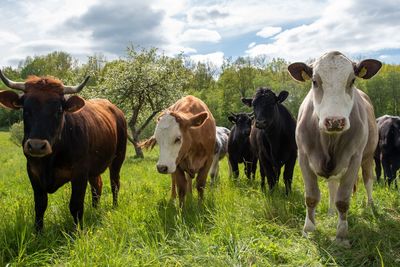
1,46 -> 399,157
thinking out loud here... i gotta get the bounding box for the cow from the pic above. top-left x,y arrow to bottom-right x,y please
242,88 -> 297,194
209,126 -> 230,184
288,51 -> 381,246
374,115 -> 400,188
141,95 -> 216,205
227,112 -> 257,179
0,70 -> 127,231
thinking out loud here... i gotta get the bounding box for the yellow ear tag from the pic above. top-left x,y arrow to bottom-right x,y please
358,67 -> 367,78
301,70 -> 310,81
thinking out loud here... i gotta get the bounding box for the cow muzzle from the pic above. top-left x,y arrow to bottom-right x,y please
24,139 -> 52,157
255,120 -> 267,129
323,117 -> 347,133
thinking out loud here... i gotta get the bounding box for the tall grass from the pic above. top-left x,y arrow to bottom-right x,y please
0,131 -> 399,266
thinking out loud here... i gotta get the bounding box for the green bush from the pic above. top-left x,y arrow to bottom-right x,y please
9,121 -> 24,146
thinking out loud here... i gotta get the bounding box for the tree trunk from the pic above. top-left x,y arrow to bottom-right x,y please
128,110 -> 160,158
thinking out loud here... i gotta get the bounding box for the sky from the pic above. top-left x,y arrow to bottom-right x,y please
0,0 -> 399,68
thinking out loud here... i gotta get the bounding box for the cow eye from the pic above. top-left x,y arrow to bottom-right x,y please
174,137 -> 181,144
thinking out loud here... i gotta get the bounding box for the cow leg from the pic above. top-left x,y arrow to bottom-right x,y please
251,158 -> 257,180
70,177 -> 88,228
328,180 -> 339,215
28,171 -> 48,232
209,154 -> 219,184
299,153 -> 320,235
196,161 -> 212,201
229,156 -> 239,178
374,155 -> 381,183
89,175 -> 103,208
334,156 -> 362,247
171,175 -> 177,199
173,168 -> 187,207
361,158 -> 374,205
263,159 -> 278,191
109,160 -> 123,207
382,157 -> 392,187
245,160 -> 252,179
283,155 -> 296,195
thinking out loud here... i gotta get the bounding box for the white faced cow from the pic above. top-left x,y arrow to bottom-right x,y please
288,51 -> 381,246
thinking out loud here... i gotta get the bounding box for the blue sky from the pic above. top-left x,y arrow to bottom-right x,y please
0,0 -> 399,68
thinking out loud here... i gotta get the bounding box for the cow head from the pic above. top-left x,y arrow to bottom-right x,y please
155,111 -> 208,174
288,51 -> 381,134
228,112 -> 253,137
241,87 -> 288,129
0,70 -> 89,157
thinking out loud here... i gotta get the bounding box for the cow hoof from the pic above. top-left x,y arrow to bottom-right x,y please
334,237 -> 351,248
303,217 -> 316,233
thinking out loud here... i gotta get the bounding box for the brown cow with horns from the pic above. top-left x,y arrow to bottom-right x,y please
0,70 -> 127,231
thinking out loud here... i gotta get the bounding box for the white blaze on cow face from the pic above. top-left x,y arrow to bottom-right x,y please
155,113 -> 182,174
313,52 -> 355,133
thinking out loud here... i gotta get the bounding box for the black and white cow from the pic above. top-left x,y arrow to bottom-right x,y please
210,126 -> 230,183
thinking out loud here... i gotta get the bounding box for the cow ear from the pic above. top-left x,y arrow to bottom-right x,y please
288,62 -> 313,82
277,91 -> 289,103
64,95 -> 85,113
0,91 -> 23,110
354,59 -> 382,79
228,115 -> 236,124
188,111 -> 208,127
241,97 -> 253,107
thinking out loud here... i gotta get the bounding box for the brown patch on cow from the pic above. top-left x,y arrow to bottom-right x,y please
305,197 -> 319,208
336,200 -> 349,214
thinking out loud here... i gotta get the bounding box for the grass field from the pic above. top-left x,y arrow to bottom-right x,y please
0,130 -> 399,266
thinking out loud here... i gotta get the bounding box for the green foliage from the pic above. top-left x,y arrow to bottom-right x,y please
0,132 -> 399,266
9,121 -> 24,146
19,51 -> 77,83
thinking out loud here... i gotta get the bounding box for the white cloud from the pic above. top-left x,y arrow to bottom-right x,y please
190,52 -> 225,68
180,29 -> 222,43
246,0 -> 400,62
248,42 -> 256,48
256,26 -> 282,38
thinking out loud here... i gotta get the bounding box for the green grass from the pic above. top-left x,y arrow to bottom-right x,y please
0,131 -> 399,266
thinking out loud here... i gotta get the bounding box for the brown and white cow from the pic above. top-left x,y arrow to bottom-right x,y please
142,95 -> 216,205
288,51 -> 381,246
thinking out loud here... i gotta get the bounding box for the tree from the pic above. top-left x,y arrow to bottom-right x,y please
19,51 -> 77,82
100,46 -> 191,158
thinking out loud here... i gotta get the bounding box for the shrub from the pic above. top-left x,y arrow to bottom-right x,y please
9,121 -> 24,146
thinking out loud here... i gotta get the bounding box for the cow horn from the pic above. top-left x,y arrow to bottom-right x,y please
63,76 -> 90,94
0,69 -> 26,91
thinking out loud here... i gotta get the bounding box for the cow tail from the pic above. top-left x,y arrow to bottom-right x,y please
139,136 -> 157,150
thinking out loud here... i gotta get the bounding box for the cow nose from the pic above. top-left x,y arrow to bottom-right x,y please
157,165 -> 168,174
255,120 -> 266,129
24,139 -> 52,157
324,117 -> 346,132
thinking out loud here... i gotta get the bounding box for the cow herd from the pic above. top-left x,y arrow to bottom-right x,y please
0,51 -> 398,246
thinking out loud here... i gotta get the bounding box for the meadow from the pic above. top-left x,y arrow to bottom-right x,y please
0,130 -> 399,266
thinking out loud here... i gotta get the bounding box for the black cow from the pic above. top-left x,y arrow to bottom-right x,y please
374,115 -> 400,188
0,70 -> 127,231
242,88 -> 297,194
227,112 -> 257,179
